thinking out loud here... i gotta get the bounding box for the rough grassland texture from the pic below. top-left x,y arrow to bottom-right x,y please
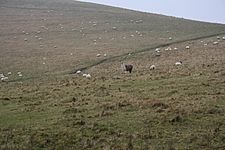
1,0 -> 225,149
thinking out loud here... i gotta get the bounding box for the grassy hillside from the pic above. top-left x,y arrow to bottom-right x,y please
1,0 -> 225,149
1,0 -> 225,75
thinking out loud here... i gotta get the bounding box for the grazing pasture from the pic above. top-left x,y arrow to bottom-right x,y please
1,0 -> 225,149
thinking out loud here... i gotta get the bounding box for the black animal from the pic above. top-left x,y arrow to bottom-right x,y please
122,63 -> 133,73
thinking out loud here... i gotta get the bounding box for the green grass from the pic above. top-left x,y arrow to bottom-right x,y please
1,0 -> 225,149
1,64 -> 225,149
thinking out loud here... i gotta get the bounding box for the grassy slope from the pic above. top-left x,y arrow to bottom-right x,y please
1,0 -> 225,149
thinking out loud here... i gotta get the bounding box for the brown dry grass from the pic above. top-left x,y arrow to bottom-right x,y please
1,0 -> 225,149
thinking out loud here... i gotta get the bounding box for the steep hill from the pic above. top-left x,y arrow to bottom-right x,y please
0,0 -> 225,76
1,0 -> 225,149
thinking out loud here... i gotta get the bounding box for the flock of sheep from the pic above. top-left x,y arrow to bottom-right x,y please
1,7 -> 225,82
0,72 -> 22,82
1,35 -> 224,82
74,35 -> 225,79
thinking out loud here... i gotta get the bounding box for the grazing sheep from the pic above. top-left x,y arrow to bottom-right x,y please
82,74 -> 87,77
165,47 -> 172,51
217,36 -> 220,39
150,65 -> 156,70
76,70 -> 82,74
223,36 -> 225,40
96,54 -> 101,57
0,73 -> 5,78
175,61 -> 182,66
8,72 -> 12,75
185,46 -> 190,49
1,77 -> 8,82
169,37 -> 172,40
104,54 -> 107,57
213,41 -> 218,45
135,20 -> 143,23
17,72 -> 22,77
155,48 -> 160,53
121,63 -> 133,73
86,74 -> 91,78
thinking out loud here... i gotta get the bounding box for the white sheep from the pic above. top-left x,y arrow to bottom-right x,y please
174,47 -> 178,50
169,37 -> 172,40
155,48 -> 160,52
1,77 -> 8,82
175,61 -> 182,66
185,46 -> 190,49
135,20 -> 143,23
150,65 -> 156,70
96,54 -> 101,57
86,74 -> 91,78
82,74 -> 87,77
0,73 -> 4,78
8,72 -> 12,75
213,41 -> 218,45
104,54 -> 107,57
223,36 -> 225,40
17,72 -> 22,77
76,70 -> 82,74
165,47 -> 172,51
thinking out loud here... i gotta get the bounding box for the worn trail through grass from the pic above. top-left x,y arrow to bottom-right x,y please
73,31 -> 225,73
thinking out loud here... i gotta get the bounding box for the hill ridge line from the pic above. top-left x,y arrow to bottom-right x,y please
72,32 -> 225,73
